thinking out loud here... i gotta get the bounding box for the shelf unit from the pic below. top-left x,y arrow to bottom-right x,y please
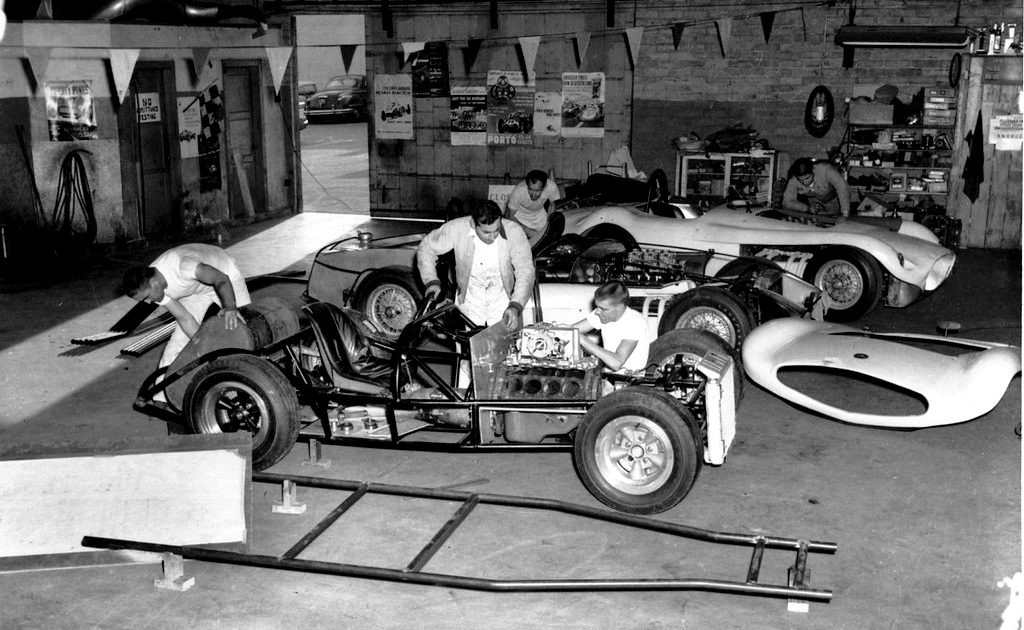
674,151 -> 777,207
843,124 -> 955,203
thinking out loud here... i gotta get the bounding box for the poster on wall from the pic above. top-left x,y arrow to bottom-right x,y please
486,70 -> 534,146
533,92 -> 562,137
412,42 -> 450,97
137,93 -> 161,123
45,80 -> 97,141
560,72 -> 605,138
177,96 -> 201,159
449,86 -> 487,146
374,74 -> 414,140
198,83 -> 223,192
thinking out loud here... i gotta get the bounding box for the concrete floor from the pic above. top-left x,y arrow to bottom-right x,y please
0,213 -> 1020,629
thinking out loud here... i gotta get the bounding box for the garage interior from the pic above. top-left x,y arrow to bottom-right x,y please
0,0 -> 1022,628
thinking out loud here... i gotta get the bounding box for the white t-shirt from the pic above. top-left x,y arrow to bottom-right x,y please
506,179 -> 561,231
585,307 -> 650,373
151,244 -> 247,306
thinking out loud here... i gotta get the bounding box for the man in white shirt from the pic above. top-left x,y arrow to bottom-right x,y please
505,169 -> 561,247
121,243 -> 250,369
574,280 -> 650,374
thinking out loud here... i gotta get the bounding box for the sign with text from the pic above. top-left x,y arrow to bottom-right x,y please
374,74 -> 413,140
137,92 -> 161,123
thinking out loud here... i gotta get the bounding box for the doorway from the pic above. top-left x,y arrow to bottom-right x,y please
223,63 -> 266,220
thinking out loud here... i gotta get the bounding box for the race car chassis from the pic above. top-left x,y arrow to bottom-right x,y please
84,472 -> 837,604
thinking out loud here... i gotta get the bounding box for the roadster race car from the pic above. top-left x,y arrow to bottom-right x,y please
558,201 -> 956,321
135,298 -> 740,515
305,230 -> 826,349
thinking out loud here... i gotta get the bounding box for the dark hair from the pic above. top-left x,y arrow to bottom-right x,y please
120,266 -> 157,296
594,280 -> 629,304
525,169 -> 548,187
787,158 -> 814,180
471,199 -> 503,226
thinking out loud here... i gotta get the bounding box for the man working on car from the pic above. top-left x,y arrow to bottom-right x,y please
418,199 -> 535,329
573,280 -> 650,374
121,243 -> 250,370
505,169 -> 561,247
782,157 -> 851,219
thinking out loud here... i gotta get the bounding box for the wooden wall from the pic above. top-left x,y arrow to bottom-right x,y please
948,54 -> 1023,250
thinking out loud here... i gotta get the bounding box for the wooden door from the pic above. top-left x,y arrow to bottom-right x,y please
129,64 -> 178,236
223,64 -> 265,219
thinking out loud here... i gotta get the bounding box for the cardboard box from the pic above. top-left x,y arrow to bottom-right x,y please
849,101 -> 894,125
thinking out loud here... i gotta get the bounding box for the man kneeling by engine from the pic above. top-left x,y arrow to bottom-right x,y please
573,281 -> 650,375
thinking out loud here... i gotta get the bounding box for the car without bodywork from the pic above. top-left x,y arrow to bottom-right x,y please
306,75 -> 367,122
134,298 -> 741,515
742,318 -> 1021,428
305,229 -> 827,348
558,199 -> 956,321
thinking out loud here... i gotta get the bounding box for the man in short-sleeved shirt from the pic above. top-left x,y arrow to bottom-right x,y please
121,243 -> 250,368
505,169 -> 561,247
574,281 -> 650,374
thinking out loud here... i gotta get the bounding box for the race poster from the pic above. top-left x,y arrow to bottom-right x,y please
533,92 -> 562,137
449,86 -> 487,146
44,80 -> 97,141
374,74 -> 414,140
177,96 -> 201,159
486,70 -> 534,146
411,42 -> 450,97
560,72 -> 605,138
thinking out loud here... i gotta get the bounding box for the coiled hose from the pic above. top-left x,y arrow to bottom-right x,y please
51,149 -> 97,248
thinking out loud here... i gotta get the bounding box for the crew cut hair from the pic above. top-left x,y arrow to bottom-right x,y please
594,280 -> 630,305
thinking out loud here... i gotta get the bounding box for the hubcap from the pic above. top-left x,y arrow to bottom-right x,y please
816,260 -> 863,308
593,416 -> 674,496
367,284 -> 416,337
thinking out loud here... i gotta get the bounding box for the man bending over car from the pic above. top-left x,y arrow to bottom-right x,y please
573,281 -> 650,374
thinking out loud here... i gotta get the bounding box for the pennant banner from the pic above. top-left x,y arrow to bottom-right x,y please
24,47 -> 51,89
671,23 -> 686,51
109,48 -> 140,104
760,12 -> 776,44
340,44 -> 358,74
518,36 -> 540,79
625,27 -> 643,68
402,41 -> 426,64
464,39 -> 483,74
265,47 -> 293,96
715,19 -> 732,57
575,32 -> 590,66
192,47 -> 211,83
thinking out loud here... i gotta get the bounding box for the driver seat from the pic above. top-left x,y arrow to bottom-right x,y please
303,302 -> 396,395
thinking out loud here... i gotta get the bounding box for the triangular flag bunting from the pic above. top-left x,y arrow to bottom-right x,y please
625,27 -> 643,68
715,18 -> 732,57
671,23 -> 686,51
340,45 -> 358,74
109,49 -> 140,104
575,32 -> 590,66
800,8 -> 807,41
402,41 -> 426,64
760,12 -> 776,44
519,36 -> 540,79
265,46 -> 293,96
24,47 -> 51,88
191,47 -> 211,82
35,0 -> 52,19
463,39 -> 483,74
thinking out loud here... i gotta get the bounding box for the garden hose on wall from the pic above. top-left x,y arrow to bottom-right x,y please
51,149 -> 97,249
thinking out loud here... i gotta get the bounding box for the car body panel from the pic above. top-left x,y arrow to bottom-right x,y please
742,318 -> 1021,428
561,204 -> 956,302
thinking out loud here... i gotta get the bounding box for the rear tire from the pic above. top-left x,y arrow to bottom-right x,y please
803,247 -> 883,321
183,355 -> 300,471
649,328 -> 744,406
575,388 -> 702,515
658,287 -> 754,350
354,269 -> 423,340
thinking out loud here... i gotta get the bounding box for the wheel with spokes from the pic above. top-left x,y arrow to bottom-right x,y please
355,270 -> 423,340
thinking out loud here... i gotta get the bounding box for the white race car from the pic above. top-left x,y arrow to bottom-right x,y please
305,231 -> 825,348
559,202 -> 956,321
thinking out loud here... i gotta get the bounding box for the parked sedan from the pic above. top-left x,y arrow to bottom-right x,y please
305,75 -> 367,122
560,202 -> 956,321
304,230 -> 825,348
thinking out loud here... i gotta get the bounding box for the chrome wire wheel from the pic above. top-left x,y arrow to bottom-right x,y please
674,306 -> 737,347
814,259 -> 864,310
592,415 -> 674,496
366,283 -> 416,337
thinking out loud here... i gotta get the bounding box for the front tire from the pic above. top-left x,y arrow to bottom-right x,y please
649,328 -> 744,406
183,355 -> 300,471
803,247 -> 883,321
659,287 -> 754,350
575,389 -> 702,515
354,269 -> 423,340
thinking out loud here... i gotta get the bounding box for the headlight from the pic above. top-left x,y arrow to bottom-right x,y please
924,252 -> 956,291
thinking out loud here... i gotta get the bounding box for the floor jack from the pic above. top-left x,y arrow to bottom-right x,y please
83,472 -> 837,608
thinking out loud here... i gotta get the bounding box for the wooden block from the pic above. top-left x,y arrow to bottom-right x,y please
0,434 -> 251,568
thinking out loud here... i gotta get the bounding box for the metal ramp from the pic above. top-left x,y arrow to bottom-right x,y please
83,472 -> 837,604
